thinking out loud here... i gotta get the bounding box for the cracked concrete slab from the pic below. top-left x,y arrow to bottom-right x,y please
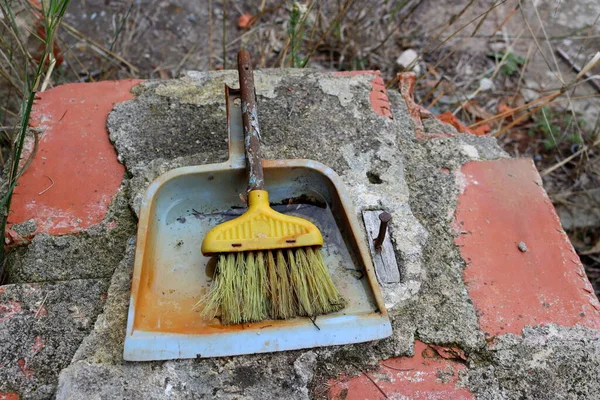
3,68 -> 599,399
57,351 -> 317,400
71,237 -> 137,365
0,279 -> 109,400
466,325 -> 600,399
8,187 -> 136,283
70,70 -> 494,391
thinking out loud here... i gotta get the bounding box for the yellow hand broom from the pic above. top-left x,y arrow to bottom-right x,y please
197,50 -> 345,325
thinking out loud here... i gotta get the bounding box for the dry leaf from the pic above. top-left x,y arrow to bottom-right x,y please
238,13 -> 254,29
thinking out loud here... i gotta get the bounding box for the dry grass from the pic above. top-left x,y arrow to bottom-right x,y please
0,0 -> 71,278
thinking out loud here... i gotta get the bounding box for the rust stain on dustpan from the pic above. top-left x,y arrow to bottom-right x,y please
132,159 -> 387,335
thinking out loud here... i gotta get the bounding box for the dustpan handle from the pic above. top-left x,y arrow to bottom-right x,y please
238,50 -> 265,192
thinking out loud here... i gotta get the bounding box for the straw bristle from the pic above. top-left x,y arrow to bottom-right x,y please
305,247 -> 346,314
271,250 -> 296,319
289,249 -> 313,316
255,251 -> 269,314
241,251 -> 268,321
196,247 -> 346,325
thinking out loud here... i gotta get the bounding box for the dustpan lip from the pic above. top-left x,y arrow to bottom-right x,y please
123,312 -> 392,361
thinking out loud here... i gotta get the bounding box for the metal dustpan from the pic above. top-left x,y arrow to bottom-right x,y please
123,85 -> 392,361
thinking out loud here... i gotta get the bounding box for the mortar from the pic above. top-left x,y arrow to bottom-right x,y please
123,86 -> 392,361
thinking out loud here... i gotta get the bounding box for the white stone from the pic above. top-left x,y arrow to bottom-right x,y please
396,49 -> 421,75
479,78 -> 494,92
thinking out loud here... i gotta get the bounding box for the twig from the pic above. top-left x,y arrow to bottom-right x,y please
108,1 -> 134,53
492,100 -> 547,137
208,0 -> 213,70
427,90 -> 445,109
301,0 -> 356,68
362,373 -> 389,398
522,0 -> 589,149
569,13 -> 600,92
387,0 -> 509,89
175,43 -> 198,76
0,106 -> 18,118
0,56 -> 25,97
275,0 -> 315,68
367,0 -> 422,54
541,138 -> 600,177
35,293 -> 49,317
308,315 -> 320,330
350,363 -> 389,399
226,26 -> 260,49
0,3 -> 36,71
380,363 -> 414,372
469,91 -> 560,128
421,76 -> 445,104
530,0 -> 565,84
518,1 -> 563,84
38,175 -> 55,195
62,22 -> 139,74
222,0 -> 228,69
426,0 -> 506,55
488,2 -> 519,37
556,48 -> 600,93
40,54 -> 57,92
100,1 -> 135,80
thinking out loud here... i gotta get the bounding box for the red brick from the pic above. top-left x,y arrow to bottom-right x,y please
397,72 -> 490,139
455,158 -> 600,337
0,393 -> 20,400
334,71 -> 393,118
9,80 -> 142,236
437,111 -> 490,136
398,72 -> 449,141
0,299 -> 23,324
328,341 -> 473,400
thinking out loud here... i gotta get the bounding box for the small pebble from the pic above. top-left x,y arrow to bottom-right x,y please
518,242 -> 528,252
396,49 -> 421,75
479,77 -> 494,91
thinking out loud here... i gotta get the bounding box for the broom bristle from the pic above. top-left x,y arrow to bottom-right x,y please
273,250 -> 295,319
223,253 -> 242,324
305,247 -> 346,314
289,248 -> 313,316
256,251 -> 269,315
196,247 -> 346,324
241,252 -> 268,321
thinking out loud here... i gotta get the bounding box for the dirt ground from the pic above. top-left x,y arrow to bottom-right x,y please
2,0 -> 600,293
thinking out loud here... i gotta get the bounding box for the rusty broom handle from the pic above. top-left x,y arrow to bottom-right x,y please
238,50 -> 265,192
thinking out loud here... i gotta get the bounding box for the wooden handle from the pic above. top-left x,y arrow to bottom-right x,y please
238,50 -> 264,192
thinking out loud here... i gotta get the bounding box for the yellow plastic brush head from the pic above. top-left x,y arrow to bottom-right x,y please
201,190 -> 324,255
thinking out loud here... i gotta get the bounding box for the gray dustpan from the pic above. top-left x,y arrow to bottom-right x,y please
123,85 -> 392,361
